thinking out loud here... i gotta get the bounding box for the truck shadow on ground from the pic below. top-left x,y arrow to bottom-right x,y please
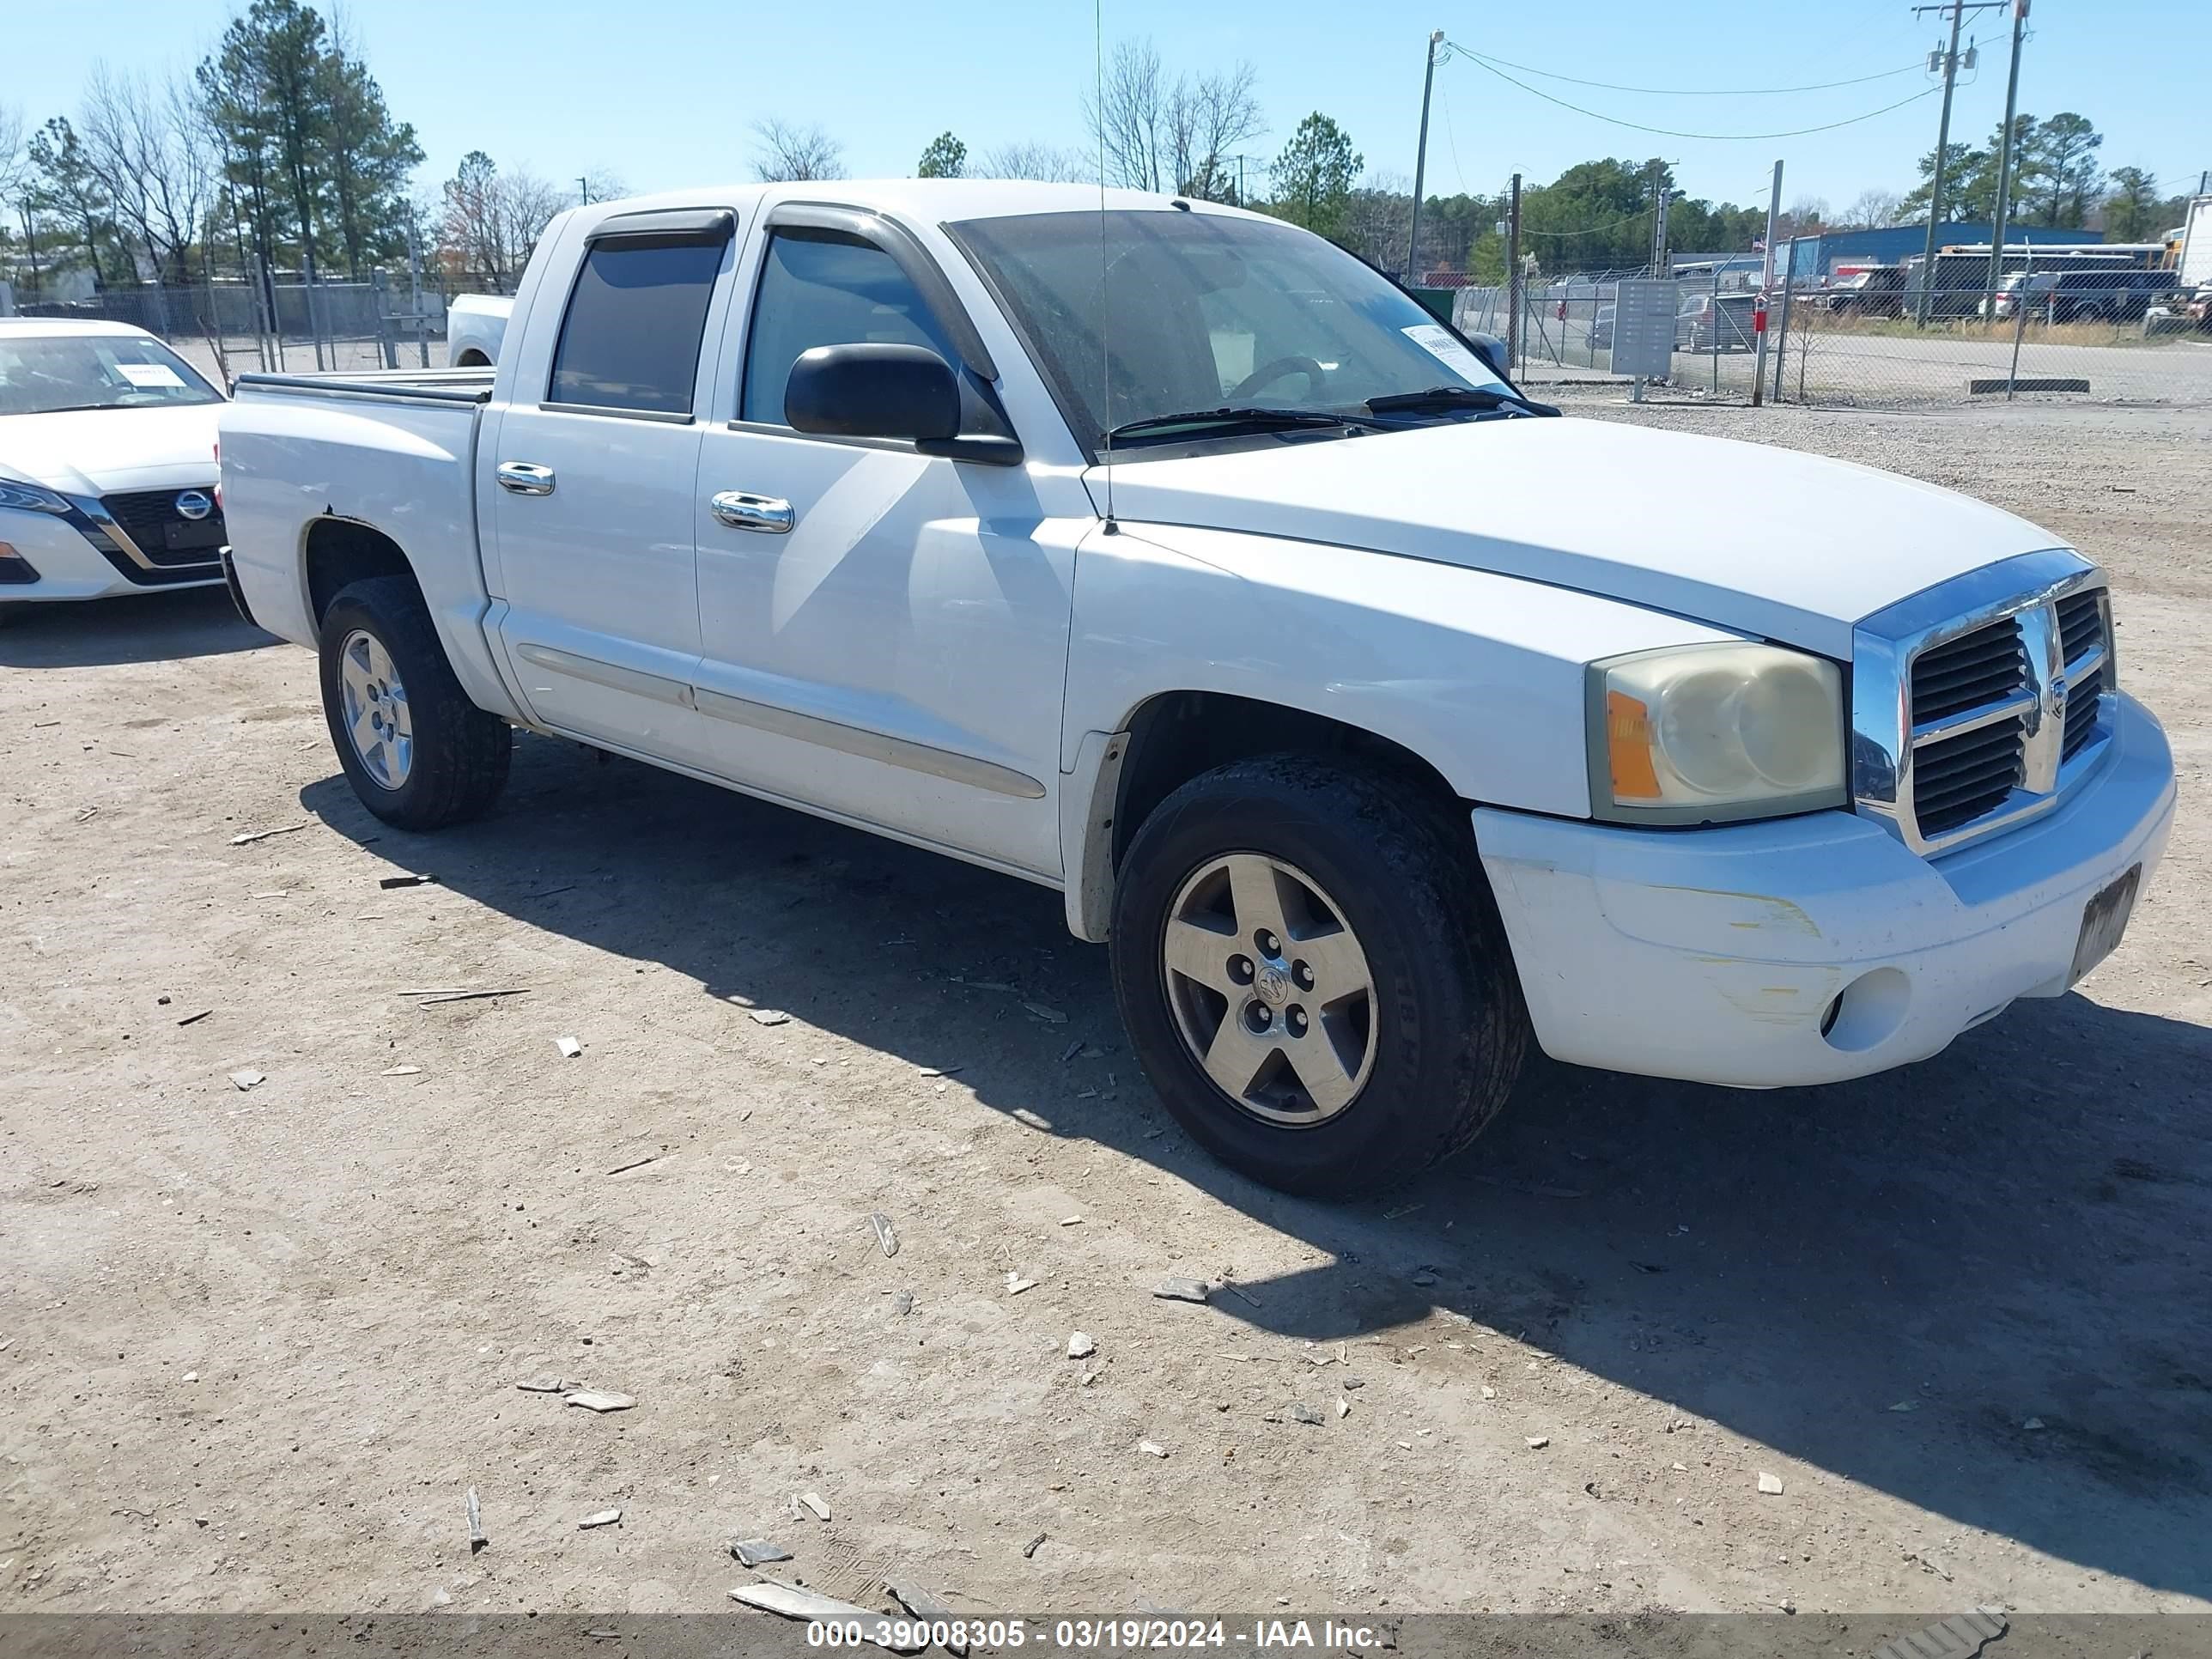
0,586 -> 273,668
300,732 -> 2212,1603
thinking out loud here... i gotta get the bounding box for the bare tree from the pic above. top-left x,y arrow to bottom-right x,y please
1838,187 -> 1905,229
1779,196 -> 1829,237
750,118 -> 845,184
580,167 -> 629,205
1085,38 -> 1263,199
440,150 -> 567,293
78,65 -> 216,287
0,102 -> 29,211
975,141 -> 1092,184
1341,171 -> 1413,270
1168,61 -> 1263,201
1088,39 -> 1167,191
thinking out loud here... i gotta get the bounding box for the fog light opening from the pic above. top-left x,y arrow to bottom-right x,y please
1821,966 -> 1911,1054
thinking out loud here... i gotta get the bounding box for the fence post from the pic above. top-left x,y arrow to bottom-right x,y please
1710,268 -> 1721,395
407,222 -> 430,368
2006,285 -> 2029,400
1771,241 -> 1796,404
373,269 -> 398,369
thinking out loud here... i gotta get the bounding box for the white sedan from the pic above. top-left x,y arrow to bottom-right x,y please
0,319 -> 228,617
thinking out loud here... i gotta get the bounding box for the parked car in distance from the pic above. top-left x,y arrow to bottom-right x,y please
1586,304 -> 1614,350
1675,291 -> 1759,352
1815,265 -> 1907,318
219,181 -> 2175,1199
2142,286 -> 2211,337
446,293 -> 514,366
0,319 -> 228,616
1984,268 -> 2175,324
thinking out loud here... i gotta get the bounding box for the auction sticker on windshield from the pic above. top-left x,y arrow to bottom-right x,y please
117,362 -> 187,389
1401,323 -> 1491,382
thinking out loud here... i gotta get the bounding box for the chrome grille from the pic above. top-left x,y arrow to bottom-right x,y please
100,488 -> 226,569
2055,589 -> 2103,665
1852,550 -> 2116,857
1911,714 -> 2027,836
1909,617 -> 2029,722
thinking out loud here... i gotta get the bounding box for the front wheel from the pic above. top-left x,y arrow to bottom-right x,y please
318,574 -> 511,830
1109,756 -> 1529,1196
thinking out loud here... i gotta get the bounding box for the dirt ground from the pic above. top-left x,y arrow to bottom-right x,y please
3,398 -> 2208,1626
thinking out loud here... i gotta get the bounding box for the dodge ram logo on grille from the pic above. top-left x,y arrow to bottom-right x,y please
174,489 -> 214,521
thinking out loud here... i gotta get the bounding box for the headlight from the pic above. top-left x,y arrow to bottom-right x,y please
0,479 -> 73,515
1588,643 -> 1846,823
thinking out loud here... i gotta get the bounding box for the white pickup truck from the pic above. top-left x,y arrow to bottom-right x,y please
444,293 -> 511,367
219,181 -> 2175,1195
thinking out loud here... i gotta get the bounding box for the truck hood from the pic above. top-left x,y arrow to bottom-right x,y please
1087,416 -> 2062,658
0,404 -> 224,496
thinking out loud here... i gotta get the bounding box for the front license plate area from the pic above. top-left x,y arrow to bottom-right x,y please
2069,864 -> 2141,986
164,518 -> 224,553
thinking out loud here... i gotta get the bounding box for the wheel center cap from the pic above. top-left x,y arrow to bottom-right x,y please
1255,963 -> 1292,1008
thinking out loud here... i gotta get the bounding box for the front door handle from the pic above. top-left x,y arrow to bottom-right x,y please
710,490 -> 794,534
496,461 -> 556,496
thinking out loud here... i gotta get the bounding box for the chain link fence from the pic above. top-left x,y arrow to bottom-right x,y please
1765,267 -> 2212,408
13,276 -> 448,387
1449,259 -> 2211,409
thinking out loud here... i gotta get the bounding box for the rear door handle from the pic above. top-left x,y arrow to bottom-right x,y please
710,490 -> 794,534
496,461 -> 556,496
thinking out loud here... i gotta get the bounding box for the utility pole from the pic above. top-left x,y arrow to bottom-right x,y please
579,175 -> 592,206
1650,162 -> 1672,277
1752,158 -> 1784,406
1407,29 -> 1445,283
1915,1 -> 1966,324
1984,0 -> 2029,311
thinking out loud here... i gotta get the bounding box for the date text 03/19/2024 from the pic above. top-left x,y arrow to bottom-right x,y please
802,1618 -> 1388,1650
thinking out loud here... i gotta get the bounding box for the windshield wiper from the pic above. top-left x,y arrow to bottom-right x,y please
1106,405 -> 1368,441
1364,385 -> 1557,417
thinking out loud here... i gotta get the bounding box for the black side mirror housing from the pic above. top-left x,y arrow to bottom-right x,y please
1466,331 -> 1511,380
785,342 -> 961,443
783,342 -> 1023,465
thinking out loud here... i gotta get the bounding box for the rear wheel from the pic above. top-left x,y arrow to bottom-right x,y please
1109,755 -> 1528,1196
318,574 -> 510,830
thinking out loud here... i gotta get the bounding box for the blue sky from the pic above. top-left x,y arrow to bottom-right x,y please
10,1 -> 2204,216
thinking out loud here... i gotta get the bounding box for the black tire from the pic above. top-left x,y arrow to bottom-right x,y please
1109,755 -> 1528,1197
318,574 -> 511,830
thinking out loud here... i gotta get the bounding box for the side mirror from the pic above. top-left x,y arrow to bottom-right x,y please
1466,331 -> 1510,380
785,343 -> 960,443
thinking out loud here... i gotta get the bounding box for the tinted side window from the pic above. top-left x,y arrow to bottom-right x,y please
740,231 -> 954,427
550,234 -> 727,416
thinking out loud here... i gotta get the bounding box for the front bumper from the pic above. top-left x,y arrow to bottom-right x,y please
1476,692 -> 2174,1088
0,496 -> 223,602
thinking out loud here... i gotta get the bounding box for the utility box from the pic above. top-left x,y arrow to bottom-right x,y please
1612,279 -> 1679,380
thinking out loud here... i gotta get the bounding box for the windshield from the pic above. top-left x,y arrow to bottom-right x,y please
0,331 -> 222,416
948,210 -> 1508,450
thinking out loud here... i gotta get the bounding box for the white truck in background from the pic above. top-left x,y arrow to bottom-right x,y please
444,292 -> 513,366
218,180 -> 2174,1197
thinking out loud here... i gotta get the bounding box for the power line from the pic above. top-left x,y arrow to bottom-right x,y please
1523,208 -> 1657,238
1447,47 -> 1923,98
1448,46 -> 1942,141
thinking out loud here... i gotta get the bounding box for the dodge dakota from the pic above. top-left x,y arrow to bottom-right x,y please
217,181 -> 2174,1195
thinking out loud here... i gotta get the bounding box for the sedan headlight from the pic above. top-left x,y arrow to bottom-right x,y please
1588,643 -> 1846,823
0,479 -> 73,515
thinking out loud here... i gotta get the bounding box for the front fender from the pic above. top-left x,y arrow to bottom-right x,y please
1054,521 -> 1744,937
